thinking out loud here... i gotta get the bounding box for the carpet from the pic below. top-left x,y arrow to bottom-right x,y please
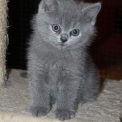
0,69 -> 122,122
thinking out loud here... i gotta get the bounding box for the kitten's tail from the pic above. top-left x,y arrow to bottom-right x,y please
20,72 -> 28,78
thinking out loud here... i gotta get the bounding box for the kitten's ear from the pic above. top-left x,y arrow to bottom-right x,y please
82,3 -> 101,25
38,0 -> 58,13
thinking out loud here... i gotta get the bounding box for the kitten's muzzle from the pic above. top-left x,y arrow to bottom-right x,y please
60,33 -> 68,43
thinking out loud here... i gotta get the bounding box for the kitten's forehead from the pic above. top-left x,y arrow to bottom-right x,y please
50,1 -> 84,30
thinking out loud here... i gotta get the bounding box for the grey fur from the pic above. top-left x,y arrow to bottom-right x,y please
27,0 -> 101,120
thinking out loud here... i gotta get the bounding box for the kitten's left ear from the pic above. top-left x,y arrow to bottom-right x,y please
39,0 -> 58,13
82,2 -> 101,25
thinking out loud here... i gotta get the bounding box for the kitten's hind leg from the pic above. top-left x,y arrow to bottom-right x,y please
81,72 -> 100,104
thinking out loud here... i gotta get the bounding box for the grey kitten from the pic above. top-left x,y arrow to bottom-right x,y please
27,0 -> 101,120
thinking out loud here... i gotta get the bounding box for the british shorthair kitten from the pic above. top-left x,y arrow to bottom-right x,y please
27,0 -> 101,120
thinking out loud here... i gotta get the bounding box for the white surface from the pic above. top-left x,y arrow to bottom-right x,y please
0,69 -> 122,122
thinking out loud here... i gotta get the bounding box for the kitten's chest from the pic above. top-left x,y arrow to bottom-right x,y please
39,46 -> 81,71
41,51 -> 69,67
48,63 -> 59,78
47,63 -> 60,92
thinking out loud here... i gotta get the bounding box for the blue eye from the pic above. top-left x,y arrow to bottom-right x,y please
52,24 -> 60,32
71,29 -> 79,36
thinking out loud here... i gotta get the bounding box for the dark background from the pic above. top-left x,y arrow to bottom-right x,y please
7,0 -> 41,70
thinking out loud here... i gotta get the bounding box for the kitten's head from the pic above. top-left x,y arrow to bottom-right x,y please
35,0 -> 101,49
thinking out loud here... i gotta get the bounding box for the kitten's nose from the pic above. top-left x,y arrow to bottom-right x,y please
60,33 -> 68,43
60,38 -> 67,43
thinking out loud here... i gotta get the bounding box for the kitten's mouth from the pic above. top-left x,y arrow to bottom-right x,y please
60,43 -> 65,46
57,42 -> 65,47
57,42 -> 67,49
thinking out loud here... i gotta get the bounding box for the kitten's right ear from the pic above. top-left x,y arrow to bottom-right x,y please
82,2 -> 101,25
38,0 -> 58,13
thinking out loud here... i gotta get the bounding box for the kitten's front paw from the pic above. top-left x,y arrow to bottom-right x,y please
55,109 -> 75,121
29,106 -> 50,116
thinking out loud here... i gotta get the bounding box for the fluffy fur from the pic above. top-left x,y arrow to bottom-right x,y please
27,0 -> 101,120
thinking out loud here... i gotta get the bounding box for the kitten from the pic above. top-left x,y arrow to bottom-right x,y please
27,0 -> 101,120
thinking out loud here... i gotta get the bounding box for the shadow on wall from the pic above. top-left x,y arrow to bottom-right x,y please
87,0 -> 122,80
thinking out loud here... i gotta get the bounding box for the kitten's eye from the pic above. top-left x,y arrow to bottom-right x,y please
52,24 -> 60,33
70,29 -> 80,36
